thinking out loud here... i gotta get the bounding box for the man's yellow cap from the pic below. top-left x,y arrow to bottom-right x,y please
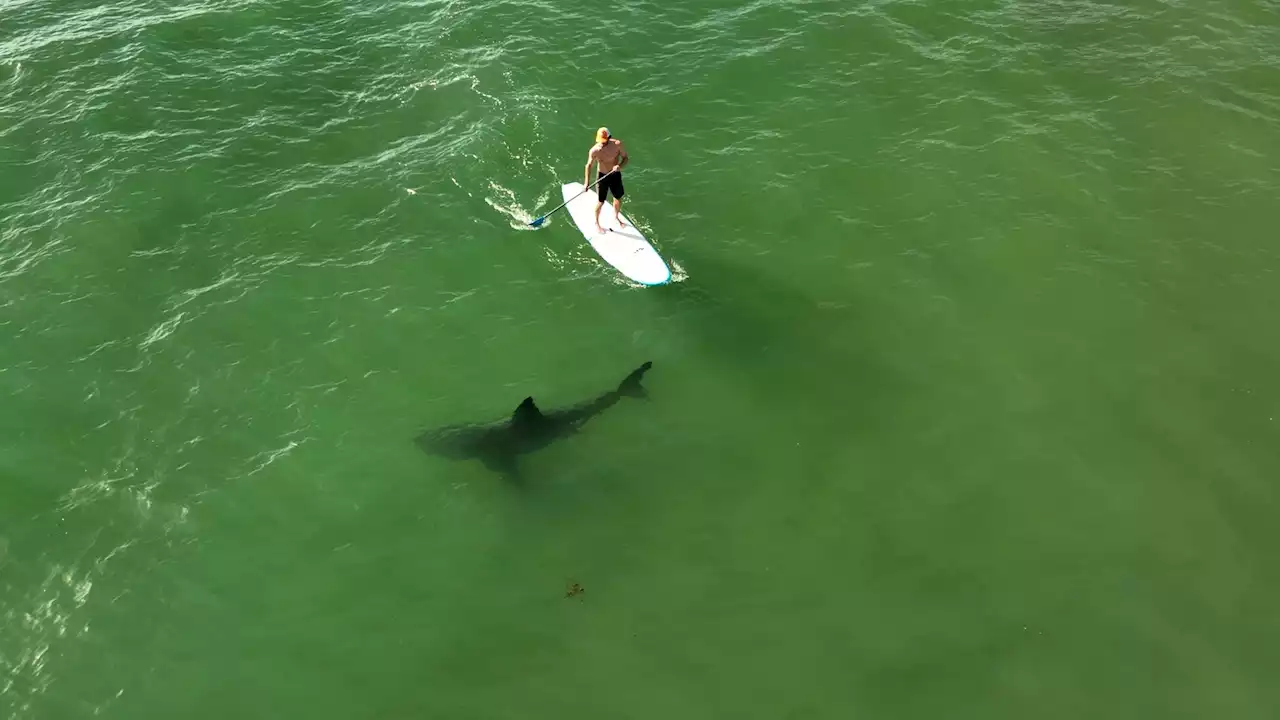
596,127 -> 610,143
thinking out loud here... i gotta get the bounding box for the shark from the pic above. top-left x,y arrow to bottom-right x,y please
415,361 -> 653,480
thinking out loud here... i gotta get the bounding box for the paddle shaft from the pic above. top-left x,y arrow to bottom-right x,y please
530,169 -> 616,226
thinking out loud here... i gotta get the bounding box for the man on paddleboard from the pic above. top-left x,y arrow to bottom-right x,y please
585,127 -> 629,234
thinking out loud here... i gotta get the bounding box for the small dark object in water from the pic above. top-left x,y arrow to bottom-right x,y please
565,582 -> 585,599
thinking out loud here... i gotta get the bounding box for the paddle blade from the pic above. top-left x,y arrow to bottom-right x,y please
528,216 -> 546,228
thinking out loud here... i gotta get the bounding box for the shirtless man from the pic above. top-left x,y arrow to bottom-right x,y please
584,127 -> 629,234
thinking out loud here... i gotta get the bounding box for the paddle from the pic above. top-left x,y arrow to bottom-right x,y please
528,170 -> 616,228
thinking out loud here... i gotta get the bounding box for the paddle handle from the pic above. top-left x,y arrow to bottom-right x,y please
532,169 -> 617,224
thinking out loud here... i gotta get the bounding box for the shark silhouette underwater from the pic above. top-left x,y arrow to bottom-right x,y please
415,361 -> 654,479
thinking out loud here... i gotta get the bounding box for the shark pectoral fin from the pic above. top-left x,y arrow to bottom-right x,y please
512,396 -> 544,425
481,452 -> 522,481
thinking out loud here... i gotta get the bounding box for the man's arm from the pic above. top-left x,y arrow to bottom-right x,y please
616,142 -> 629,171
584,147 -> 598,188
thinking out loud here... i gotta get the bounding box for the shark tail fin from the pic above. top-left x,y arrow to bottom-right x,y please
617,361 -> 653,399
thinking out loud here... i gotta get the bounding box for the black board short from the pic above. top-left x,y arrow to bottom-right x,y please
597,170 -> 625,202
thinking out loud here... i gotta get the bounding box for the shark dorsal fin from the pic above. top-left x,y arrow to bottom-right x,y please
512,396 -> 543,425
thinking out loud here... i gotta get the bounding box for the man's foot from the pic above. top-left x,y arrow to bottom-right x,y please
616,216 -> 628,228
595,225 -> 607,235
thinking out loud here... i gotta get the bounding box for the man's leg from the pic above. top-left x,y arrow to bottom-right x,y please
591,176 -> 606,235
612,173 -> 627,227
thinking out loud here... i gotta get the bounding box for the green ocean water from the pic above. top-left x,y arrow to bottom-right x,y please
3,0 -> 1279,716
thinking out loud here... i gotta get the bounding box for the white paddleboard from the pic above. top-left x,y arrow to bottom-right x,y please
560,182 -> 671,286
